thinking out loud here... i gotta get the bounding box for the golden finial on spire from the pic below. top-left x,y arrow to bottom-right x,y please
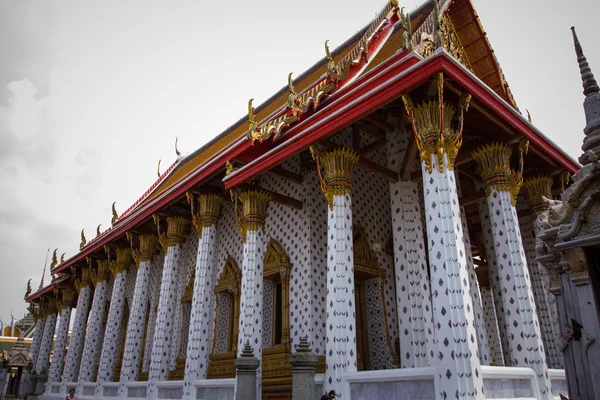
80,229 -> 87,249
526,109 -> 532,123
288,72 -> 296,95
25,279 -> 32,298
96,224 -> 102,237
175,137 -> 181,156
247,98 -> 258,140
157,159 -> 162,178
325,40 -> 333,61
226,160 -> 235,175
111,202 -> 119,225
60,253 -> 65,264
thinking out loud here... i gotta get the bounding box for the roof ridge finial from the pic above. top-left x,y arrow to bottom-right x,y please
571,27 -> 599,97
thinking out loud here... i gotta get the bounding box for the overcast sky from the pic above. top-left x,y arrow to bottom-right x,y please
1,0 -> 598,325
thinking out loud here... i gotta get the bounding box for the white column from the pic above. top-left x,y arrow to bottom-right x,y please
235,190 -> 271,398
478,200 -> 510,365
475,266 -> 505,366
78,260 -> 111,382
149,216 -> 190,384
183,194 -> 221,399
459,209 -> 491,365
310,147 -> 359,399
473,143 -> 552,399
48,289 -> 76,383
35,305 -> 58,375
403,91 -> 484,399
29,316 -> 46,369
119,235 -> 157,385
390,181 -> 434,367
62,277 -> 92,383
97,249 -> 134,384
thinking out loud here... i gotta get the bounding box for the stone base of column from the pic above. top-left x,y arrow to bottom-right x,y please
31,373 -> 48,396
290,337 -> 319,400
235,343 -> 261,400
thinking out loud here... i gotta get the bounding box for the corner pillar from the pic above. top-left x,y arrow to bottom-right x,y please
183,193 -> 222,398
473,143 -> 552,399
311,146 -> 359,399
403,84 -> 484,399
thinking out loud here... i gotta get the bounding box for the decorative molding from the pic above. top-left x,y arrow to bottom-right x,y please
235,190 -> 272,242
153,215 -> 190,253
186,192 -> 222,236
310,146 -> 359,209
472,143 -> 523,206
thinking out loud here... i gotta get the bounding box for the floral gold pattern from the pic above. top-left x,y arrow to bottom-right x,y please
472,143 -> 523,206
310,146 -> 359,209
523,176 -> 553,216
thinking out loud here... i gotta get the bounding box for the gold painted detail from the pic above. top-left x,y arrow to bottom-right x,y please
310,146 -> 359,209
153,215 -> 190,253
225,160 -> 235,176
523,176 -> 553,216
472,143 -> 523,206
50,249 -> 58,270
110,248 -> 133,276
59,288 -> 76,311
247,0 -> 399,143
25,279 -> 32,299
186,192 -> 222,236
128,233 -> 159,265
400,8 -> 413,52
402,78 -> 471,173
112,202 -> 119,225
475,266 -> 490,289
96,224 -> 102,237
264,238 -> 292,349
235,191 -> 272,242
80,229 -> 87,249
91,260 -> 111,285
74,267 -> 91,293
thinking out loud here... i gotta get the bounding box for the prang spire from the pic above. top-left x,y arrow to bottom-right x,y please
571,27 -> 600,165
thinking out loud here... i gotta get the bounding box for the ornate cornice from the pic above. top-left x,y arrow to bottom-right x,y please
310,146 -> 359,209
153,215 -> 190,253
236,191 -> 272,242
472,143 -> 523,206
523,176 -> 553,216
186,192 -> 222,236
402,73 -> 471,173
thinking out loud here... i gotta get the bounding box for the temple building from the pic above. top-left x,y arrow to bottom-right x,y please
21,0 -> 598,399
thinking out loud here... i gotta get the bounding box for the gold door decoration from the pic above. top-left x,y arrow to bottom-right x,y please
207,256 -> 241,379
168,276 -> 195,380
352,223 -> 400,369
262,238 -> 292,392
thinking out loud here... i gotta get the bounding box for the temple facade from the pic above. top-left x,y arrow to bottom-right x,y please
22,0 -> 596,399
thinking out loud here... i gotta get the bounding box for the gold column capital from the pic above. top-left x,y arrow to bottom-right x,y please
153,215 -> 190,253
186,192 -> 222,236
522,176 -> 553,217
74,267 -> 91,293
472,143 -> 523,206
91,260 -> 111,285
56,287 -> 76,312
310,146 -> 359,209
475,265 -> 490,290
110,248 -> 133,276
402,75 -> 471,173
236,190 -> 272,242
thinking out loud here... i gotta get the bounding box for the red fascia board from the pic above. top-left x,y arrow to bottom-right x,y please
225,51 -> 578,189
436,56 -> 579,173
25,283 -> 57,303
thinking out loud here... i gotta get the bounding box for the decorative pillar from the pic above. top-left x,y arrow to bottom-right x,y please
35,298 -> 58,375
62,268 -> 92,383
475,266 -> 504,366
234,343 -> 260,400
183,193 -> 222,398
97,248 -> 134,383
29,314 -> 46,369
148,216 -> 190,382
48,288 -> 76,382
390,181 -> 435,368
459,209 -> 491,365
478,200 -> 510,365
78,259 -> 111,382
235,190 -> 272,398
119,234 -> 158,386
403,83 -> 484,399
473,143 -> 552,399
290,336 -> 319,400
523,177 -> 563,368
310,146 -> 359,399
